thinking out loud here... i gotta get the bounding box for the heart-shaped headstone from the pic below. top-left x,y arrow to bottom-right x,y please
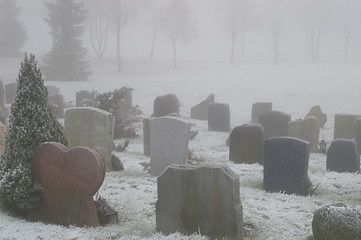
31,142 -> 105,227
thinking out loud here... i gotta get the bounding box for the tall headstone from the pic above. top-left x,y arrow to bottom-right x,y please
251,102 -> 272,124
229,124 -> 264,165
152,94 -> 180,117
190,94 -> 215,121
300,116 -> 320,153
259,111 -> 291,138
5,82 -> 16,104
76,90 -> 92,107
305,105 -> 327,128
64,107 -> 113,171
264,137 -> 310,196
150,117 -> 190,176
208,103 -> 230,132
46,85 -> 60,97
143,118 -> 150,156
334,114 -> 361,140
326,138 -> 360,173
157,165 -> 243,240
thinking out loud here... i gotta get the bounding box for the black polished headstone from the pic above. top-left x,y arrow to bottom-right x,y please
326,138 -> 360,173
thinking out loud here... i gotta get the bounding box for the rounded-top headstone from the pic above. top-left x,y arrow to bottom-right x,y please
259,110 -> 291,138
326,138 -> 360,173
152,93 -> 180,117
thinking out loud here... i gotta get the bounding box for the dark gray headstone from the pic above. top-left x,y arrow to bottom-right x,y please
326,139 -> 360,173
229,124 -> 264,165
264,137 -> 310,196
156,165 -> 243,240
152,94 -> 180,117
48,94 -> 64,118
305,105 -> 327,128
334,114 -> 361,140
5,82 -> 16,104
208,103 -> 230,132
190,94 -> 214,121
76,90 -> 92,107
251,102 -> 272,124
46,85 -> 60,97
259,111 -> 291,138
143,118 -> 150,156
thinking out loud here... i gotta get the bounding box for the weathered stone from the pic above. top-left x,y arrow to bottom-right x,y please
76,90 -> 92,107
31,142 -> 105,227
152,94 -> 180,117
264,137 -> 310,196
251,102 -> 272,124
334,114 -> 361,140
259,111 -> 291,138
46,85 -> 60,97
305,105 -> 327,128
150,117 -> 190,176
208,103 -> 230,132
143,118 -> 150,156
229,124 -> 264,164
287,120 -> 301,138
156,165 -> 243,240
300,116 -> 320,153
64,107 -> 113,171
48,94 -> 64,118
326,138 -> 360,173
190,94 -> 214,121
312,203 -> 361,240
5,82 -> 16,104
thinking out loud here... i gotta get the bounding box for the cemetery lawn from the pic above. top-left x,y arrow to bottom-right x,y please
1,57 -> 361,240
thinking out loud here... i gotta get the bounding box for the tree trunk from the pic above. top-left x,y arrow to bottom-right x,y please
173,40 -> 177,67
230,34 -> 235,65
116,27 -> 122,72
150,25 -> 156,59
240,30 -> 245,58
274,31 -> 278,63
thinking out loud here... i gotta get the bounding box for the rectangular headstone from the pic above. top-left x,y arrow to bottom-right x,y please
157,165 -> 243,240
334,114 -> 361,140
5,82 -> 16,104
251,102 -> 272,123
208,103 -> 230,132
150,117 -> 190,176
259,111 -> 291,138
326,139 -> 360,173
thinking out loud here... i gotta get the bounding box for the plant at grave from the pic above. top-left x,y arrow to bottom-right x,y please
111,153 -> 124,171
187,149 -> 205,163
0,54 -> 68,213
113,139 -> 130,152
190,130 -> 198,140
95,195 -> 118,225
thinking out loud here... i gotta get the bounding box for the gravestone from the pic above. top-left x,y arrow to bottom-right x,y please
48,94 -> 64,118
326,138 -> 360,173
143,118 -> 150,156
305,105 -> 327,128
287,120 -> 301,138
208,103 -> 230,132
264,137 -> 310,196
354,118 -> 361,152
46,85 -> 60,97
64,107 -> 113,171
5,82 -> 16,104
157,165 -> 243,240
152,94 -> 180,117
334,114 -> 361,140
259,111 -> 291,138
251,102 -> 272,124
229,124 -> 264,165
190,93 -> 215,121
150,117 -> 190,176
31,142 -> 105,227
299,116 -> 320,153
76,90 -> 93,107
0,79 -> 5,108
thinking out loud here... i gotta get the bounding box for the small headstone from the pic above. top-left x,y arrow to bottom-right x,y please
287,120 -> 301,138
190,94 -> 215,121
326,138 -> 360,173
334,114 -> 361,140
305,105 -> 327,128
251,102 -> 272,124
48,94 -> 64,118
259,111 -> 291,138
46,85 -> 60,97
64,107 -> 114,171
156,165 -> 243,240
229,124 -> 264,165
208,103 -> 230,132
264,137 -> 310,196
5,82 -> 16,104
0,79 -> 5,108
355,118 -> 361,152
300,116 -> 320,153
76,90 -> 93,107
150,117 -> 190,176
312,203 -> 361,240
31,142 -> 105,227
152,94 -> 180,117
143,118 -> 150,156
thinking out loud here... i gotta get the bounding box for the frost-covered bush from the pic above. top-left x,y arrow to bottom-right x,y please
0,54 -> 68,213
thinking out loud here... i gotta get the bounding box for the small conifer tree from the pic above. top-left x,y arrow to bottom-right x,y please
0,54 -> 68,213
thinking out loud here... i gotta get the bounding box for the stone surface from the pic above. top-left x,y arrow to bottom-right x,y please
259,111 -> 291,138
48,94 -> 64,118
156,164 -> 243,240
305,105 -> 327,128
5,82 -> 16,104
229,124 -> 264,165
251,102 -> 272,124
31,142 -> 105,227
334,114 -> 361,140
76,90 -> 93,107
287,120 -> 301,138
190,94 -> 214,121
354,118 -> 361,152
300,116 -> 320,153
264,137 -> 310,196
150,117 -> 190,176
326,138 -> 360,173
312,203 -> 361,240
64,107 -> 113,171
46,85 -> 60,97
143,118 -> 150,156
208,103 -> 230,132
152,94 -> 180,117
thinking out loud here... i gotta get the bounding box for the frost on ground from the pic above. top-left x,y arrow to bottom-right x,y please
1,57 -> 361,239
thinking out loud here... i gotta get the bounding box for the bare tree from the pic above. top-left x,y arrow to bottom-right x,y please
161,0 -> 197,67
268,0 -> 285,63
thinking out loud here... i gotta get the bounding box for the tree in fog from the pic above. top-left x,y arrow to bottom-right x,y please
162,0 -> 197,67
0,0 -> 27,57
87,0 -> 109,59
268,0 -> 285,63
43,0 -> 91,81
144,0 -> 163,59
223,0 -> 252,64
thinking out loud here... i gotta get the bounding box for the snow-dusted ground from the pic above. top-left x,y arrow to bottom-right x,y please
1,57 -> 361,240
